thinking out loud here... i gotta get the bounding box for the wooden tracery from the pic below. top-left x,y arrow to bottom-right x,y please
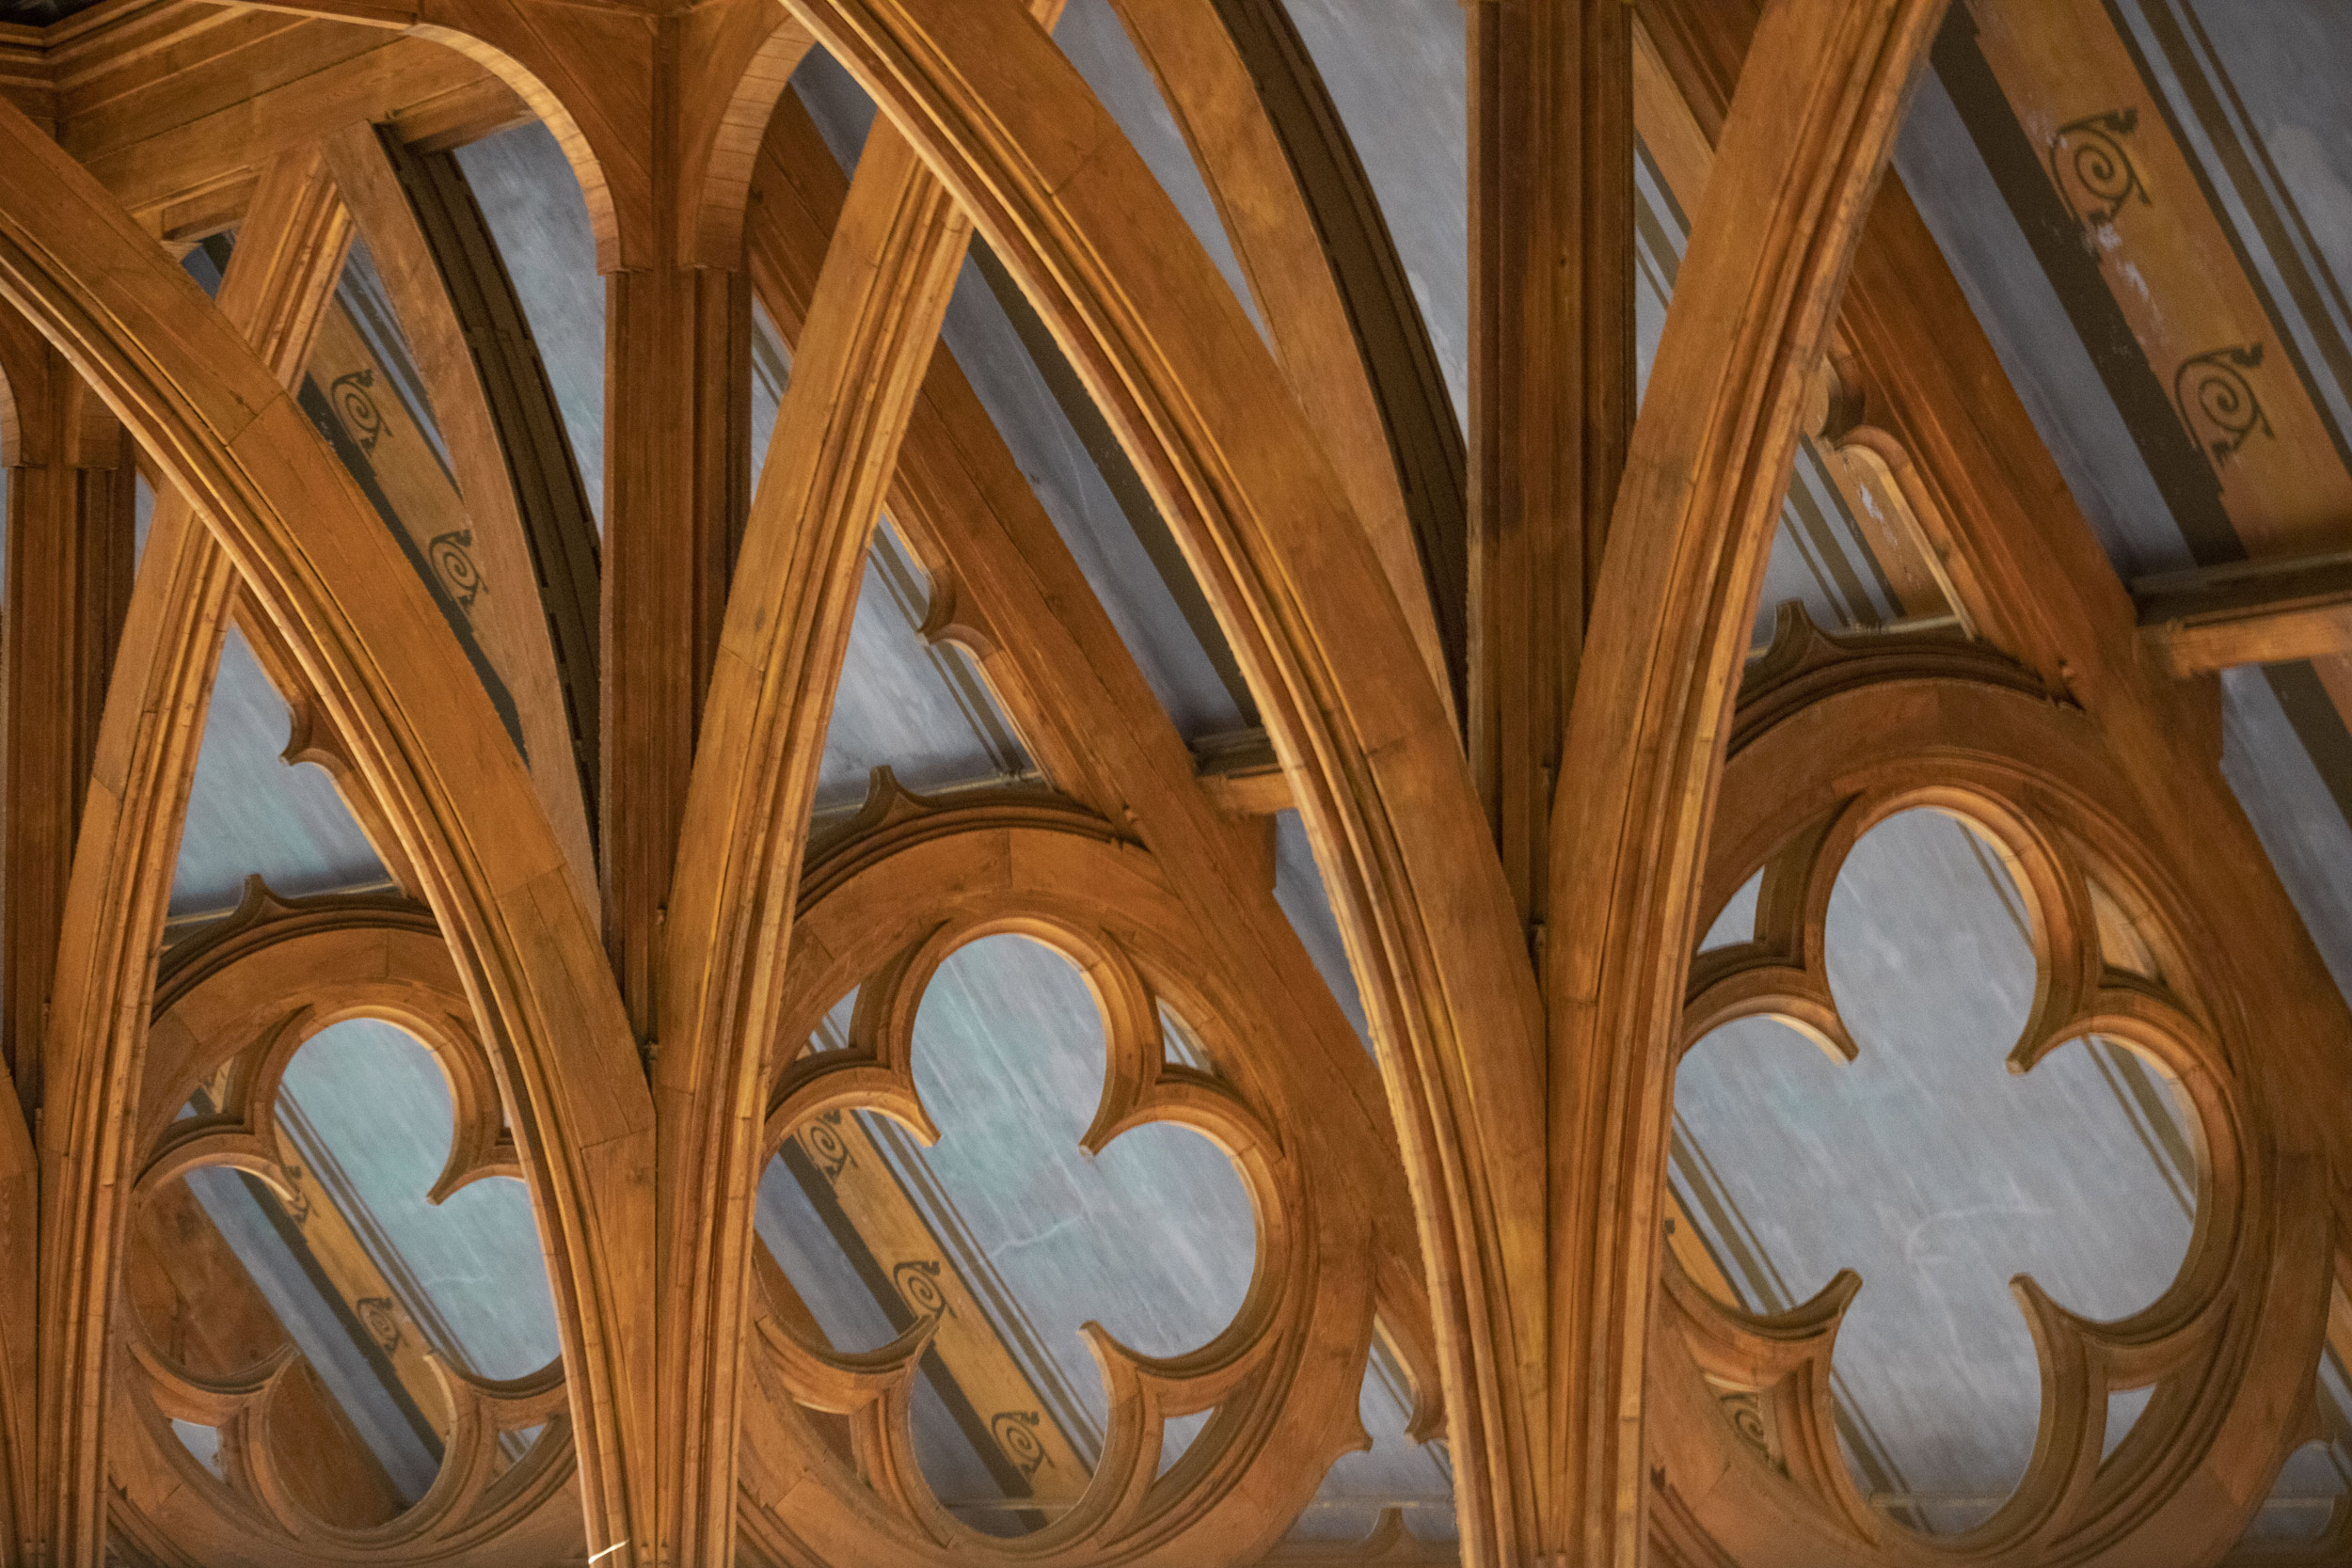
0,0 -> 2344,1564
1650,614 -> 2332,1564
0,92 -> 651,1568
113,886 -> 581,1566
742,786 -> 1375,1563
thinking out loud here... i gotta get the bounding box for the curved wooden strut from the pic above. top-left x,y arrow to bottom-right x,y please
0,97 -> 655,1568
6,0 -> 2351,1564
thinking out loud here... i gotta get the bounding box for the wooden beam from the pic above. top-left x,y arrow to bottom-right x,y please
1470,0 -> 1633,937
2136,552 -> 2352,675
1193,728 -> 1294,817
67,24 -> 529,229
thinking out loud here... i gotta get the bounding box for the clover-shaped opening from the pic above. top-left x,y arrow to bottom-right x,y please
127,1018 -> 563,1528
1672,807 -> 2198,1537
757,931 -> 1259,1538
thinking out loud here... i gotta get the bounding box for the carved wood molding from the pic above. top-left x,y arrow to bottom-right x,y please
739,793 -> 1374,1564
771,5 -> 1546,1563
1650,629 -> 2333,1565
0,99 -> 653,1567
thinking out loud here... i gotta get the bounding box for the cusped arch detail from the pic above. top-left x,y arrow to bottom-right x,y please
0,98 -> 650,1565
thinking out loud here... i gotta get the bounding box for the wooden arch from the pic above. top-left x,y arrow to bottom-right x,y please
762,1 -> 1946,1561
0,100 -> 653,1567
0,0 -> 2345,1563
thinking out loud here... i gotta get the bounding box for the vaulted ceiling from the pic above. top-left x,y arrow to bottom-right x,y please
0,1 -> 2348,1564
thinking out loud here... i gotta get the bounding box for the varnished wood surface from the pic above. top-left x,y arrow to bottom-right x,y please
0,0 -> 2347,1563
0,98 -> 654,1566
1543,3 -> 1947,1559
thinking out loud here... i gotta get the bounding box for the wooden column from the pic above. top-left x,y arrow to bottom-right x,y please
0,332 -> 137,1127
1470,0 -> 1633,935
602,260 -> 748,1045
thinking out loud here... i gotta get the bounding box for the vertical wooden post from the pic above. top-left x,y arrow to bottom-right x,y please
1469,0 -> 1633,939
601,107 -> 753,1047
0,341 -> 136,1127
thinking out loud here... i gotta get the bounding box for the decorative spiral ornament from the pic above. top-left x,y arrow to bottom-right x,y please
990,1410 -> 1053,1479
2047,107 -> 2148,232
892,1258 -> 952,1321
429,529 -> 483,611
328,369 -> 386,454
1718,1390 -> 1773,1467
278,1164 -> 314,1226
357,1295 -> 405,1354
2173,343 -> 2272,469
802,1113 -> 853,1180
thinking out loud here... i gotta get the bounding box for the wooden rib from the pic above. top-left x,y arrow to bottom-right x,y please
775,1 -> 1549,1562
1470,0 -> 1633,935
657,97 -> 995,1568
24,140 -> 351,1568
749,77 -> 1437,1428
1106,0 -> 1459,711
0,105 -> 654,1568
2135,551 -> 2352,675
1543,2 -> 1946,1561
322,119 -> 601,907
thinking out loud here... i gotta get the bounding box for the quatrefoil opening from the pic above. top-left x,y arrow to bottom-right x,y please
758,921 -> 1277,1544
1672,797 -> 2235,1543
124,1010 -> 567,1538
